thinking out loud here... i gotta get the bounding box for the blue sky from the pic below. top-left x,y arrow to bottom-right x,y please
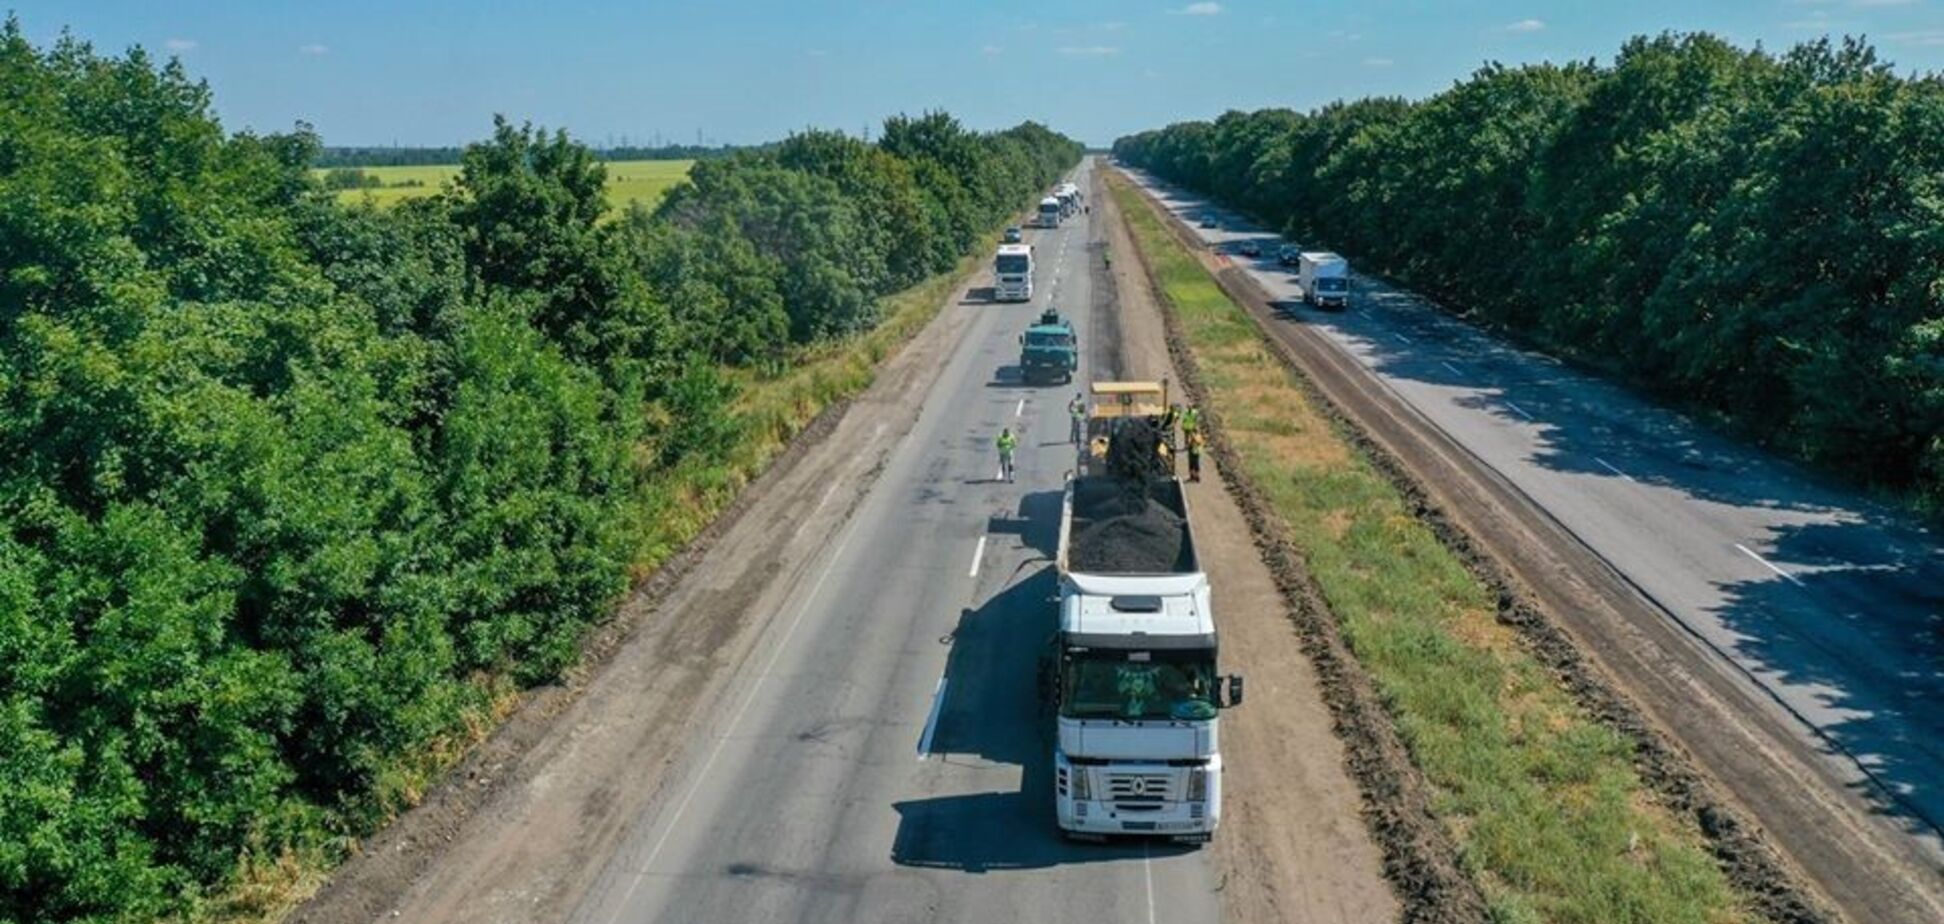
12,1 -> 1944,148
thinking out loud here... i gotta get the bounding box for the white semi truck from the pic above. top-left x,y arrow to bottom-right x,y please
1036,196 -> 1063,229
994,243 -> 1034,302
1056,182 -> 1081,217
1047,467 -> 1244,842
1297,251 -> 1350,310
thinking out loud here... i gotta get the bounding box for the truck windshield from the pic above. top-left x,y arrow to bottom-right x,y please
997,255 -> 1031,274
1061,651 -> 1217,721
1026,331 -> 1071,348
1040,204 -> 1059,215
1316,277 -> 1348,292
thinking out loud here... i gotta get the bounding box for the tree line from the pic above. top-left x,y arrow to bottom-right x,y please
0,20 -> 1079,922
314,141 -> 745,168
1113,34 -> 1944,500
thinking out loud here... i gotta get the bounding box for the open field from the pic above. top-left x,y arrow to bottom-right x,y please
316,159 -> 693,212
1109,172 -> 1760,924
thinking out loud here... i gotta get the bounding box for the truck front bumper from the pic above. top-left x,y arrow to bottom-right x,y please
1054,755 -> 1221,838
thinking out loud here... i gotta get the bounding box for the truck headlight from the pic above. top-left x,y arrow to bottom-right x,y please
1071,767 -> 1092,802
1186,768 -> 1208,802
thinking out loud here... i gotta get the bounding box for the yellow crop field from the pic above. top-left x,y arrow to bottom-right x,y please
318,159 -> 694,214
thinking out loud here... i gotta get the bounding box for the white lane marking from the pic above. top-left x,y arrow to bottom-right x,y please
1142,842 -> 1157,924
916,677 -> 948,761
1736,543 -> 1805,587
1504,400 -> 1533,421
607,486 -> 866,919
1440,360 -> 1464,376
1395,333 -> 1413,345
968,535 -> 987,578
1015,398 -> 1026,418
1594,457 -> 1634,482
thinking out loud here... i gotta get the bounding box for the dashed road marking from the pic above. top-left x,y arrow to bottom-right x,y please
968,535 -> 987,578
1735,543 -> 1805,586
1504,400 -> 1533,421
1440,360 -> 1464,376
1594,457 -> 1634,481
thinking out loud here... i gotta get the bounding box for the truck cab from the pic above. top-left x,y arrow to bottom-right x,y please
1036,196 -> 1063,229
1018,308 -> 1078,384
1297,251 -> 1350,310
995,243 -> 1034,302
1050,476 -> 1243,842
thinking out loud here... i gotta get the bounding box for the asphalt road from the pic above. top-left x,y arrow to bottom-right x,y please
568,161 -> 1222,924
1122,170 -> 1944,866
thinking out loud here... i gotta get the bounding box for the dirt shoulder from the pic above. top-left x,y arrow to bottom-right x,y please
1093,167 -> 1400,924
1107,169 -> 1910,923
289,258 -> 998,924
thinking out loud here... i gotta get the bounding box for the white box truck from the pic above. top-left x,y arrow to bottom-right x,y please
1297,252 -> 1350,310
1046,467 -> 1244,843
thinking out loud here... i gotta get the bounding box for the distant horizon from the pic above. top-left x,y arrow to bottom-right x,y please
11,1 -> 1944,149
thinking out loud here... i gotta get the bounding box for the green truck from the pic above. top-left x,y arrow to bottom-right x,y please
1019,308 -> 1079,385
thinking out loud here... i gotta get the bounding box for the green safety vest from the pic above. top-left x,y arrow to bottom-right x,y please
997,432 -> 1017,452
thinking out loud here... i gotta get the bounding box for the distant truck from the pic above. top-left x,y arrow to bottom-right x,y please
1047,458 -> 1243,843
995,243 -> 1034,302
1018,308 -> 1077,384
1036,196 -> 1063,229
1056,182 -> 1082,217
1297,252 -> 1350,309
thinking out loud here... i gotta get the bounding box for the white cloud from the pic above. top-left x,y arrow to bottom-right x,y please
298,43 -> 329,56
1328,29 -> 1364,41
981,44 -> 1004,56
164,37 -> 196,52
1178,2 -> 1223,15
1363,56 -> 1394,67
1887,28 -> 1944,45
1504,19 -> 1546,34
806,48 -> 828,57
1059,45 -> 1121,56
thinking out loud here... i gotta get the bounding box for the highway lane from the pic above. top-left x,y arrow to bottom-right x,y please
572,160 -> 1222,924
1121,169 -> 1944,867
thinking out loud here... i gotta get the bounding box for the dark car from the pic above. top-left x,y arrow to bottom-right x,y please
1003,226 -> 1023,243
1237,240 -> 1262,257
1198,216 -> 1218,228
1278,245 -> 1302,266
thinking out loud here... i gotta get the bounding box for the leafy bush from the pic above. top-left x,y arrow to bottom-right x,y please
0,17 -> 1079,921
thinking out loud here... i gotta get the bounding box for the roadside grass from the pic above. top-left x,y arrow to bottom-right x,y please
316,159 -> 693,214
1110,175 -> 1751,924
187,232 -> 988,924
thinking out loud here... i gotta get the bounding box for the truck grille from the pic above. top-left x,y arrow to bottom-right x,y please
1107,772 -> 1172,809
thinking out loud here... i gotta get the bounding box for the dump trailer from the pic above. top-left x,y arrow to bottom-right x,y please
1045,432 -> 1244,843
1078,380 -> 1173,478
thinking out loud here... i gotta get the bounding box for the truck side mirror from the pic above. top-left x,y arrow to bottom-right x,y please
1225,675 -> 1245,708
